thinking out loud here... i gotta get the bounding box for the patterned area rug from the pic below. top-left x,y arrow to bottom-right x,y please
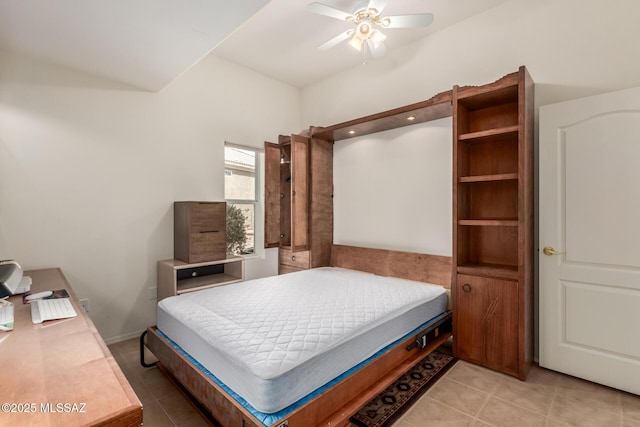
350,350 -> 456,427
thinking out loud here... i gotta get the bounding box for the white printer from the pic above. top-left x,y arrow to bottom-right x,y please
0,260 -> 31,298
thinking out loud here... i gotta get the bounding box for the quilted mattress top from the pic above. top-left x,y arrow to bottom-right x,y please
157,267 -> 446,380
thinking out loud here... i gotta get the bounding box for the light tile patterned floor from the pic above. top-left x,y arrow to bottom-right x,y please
108,338 -> 640,427
393,360 -> 640,427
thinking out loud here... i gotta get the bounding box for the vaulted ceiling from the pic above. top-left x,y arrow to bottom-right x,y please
0,0 -> 511,91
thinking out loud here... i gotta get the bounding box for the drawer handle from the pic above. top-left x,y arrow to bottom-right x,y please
291,256 -> 296,261
462,283 -> 471,293
199,230 -> 220,233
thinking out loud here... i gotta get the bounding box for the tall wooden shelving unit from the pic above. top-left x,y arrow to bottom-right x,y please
452,66 -> 534,379
264,132 -> 333,274
265,134 -> 310,252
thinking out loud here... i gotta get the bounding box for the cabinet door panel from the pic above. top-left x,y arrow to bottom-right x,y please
264,141 -> 281,248
454,274 -> 519,375
291,134 -> 309,251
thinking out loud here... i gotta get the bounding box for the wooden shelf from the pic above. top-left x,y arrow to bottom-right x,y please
177,274 -> 243,294
459,173 -> 518,183
458,219 -> 518,226
459,125 -> 519,143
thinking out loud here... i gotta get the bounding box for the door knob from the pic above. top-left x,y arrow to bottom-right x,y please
543,246 -> 562,256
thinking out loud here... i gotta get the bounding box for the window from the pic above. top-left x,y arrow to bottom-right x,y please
224,143 -> 263,255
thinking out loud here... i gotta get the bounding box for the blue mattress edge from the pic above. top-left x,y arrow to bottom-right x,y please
157,310 -> 448,426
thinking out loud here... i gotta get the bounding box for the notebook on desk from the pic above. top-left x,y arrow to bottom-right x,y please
31,298 -> 77,324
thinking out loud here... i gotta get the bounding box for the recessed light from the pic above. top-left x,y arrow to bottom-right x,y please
407,116 -> 416,121
348,130 -> 356,135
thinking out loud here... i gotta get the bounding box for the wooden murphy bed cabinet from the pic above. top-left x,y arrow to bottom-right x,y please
265,132 -> 333,274
452,66 -> 534,379
263,67 -> 533,379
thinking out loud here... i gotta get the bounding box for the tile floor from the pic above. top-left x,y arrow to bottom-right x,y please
108,337 -> 640,427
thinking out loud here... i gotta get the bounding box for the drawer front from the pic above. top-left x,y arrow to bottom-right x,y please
279,247 -> 310,269
279,264 -> 305,275
190,202 -> 226,233
188,232 -> 226,263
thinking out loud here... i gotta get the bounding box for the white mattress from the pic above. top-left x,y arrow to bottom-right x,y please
157,267 -> 447,414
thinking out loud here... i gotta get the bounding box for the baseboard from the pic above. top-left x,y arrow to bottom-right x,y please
103,328 -> 147,345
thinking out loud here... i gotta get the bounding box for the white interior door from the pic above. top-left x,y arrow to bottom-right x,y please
539,86 -> 640,394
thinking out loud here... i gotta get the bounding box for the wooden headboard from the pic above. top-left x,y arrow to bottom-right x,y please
330,244 -> 452,289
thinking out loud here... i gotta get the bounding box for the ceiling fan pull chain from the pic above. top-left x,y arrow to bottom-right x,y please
362,43 -> 368,64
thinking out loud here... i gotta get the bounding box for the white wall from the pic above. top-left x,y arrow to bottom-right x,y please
0,51 -> 300,342
302,0 -> 640,126
334,117 -> 452,255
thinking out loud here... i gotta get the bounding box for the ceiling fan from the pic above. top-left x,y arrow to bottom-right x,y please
307,0 -> 433,58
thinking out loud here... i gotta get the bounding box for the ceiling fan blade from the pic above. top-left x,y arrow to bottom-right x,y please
383,13 -> 434,28
366,0 -> 388,14
307,2 -> 353,21
318,30 -> 353,50
366,39 -> 387,58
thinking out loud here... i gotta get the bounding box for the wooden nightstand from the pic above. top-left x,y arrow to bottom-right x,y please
157,257 -> 244,301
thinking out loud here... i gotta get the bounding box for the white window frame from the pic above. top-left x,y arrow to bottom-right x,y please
224,142 -> 264,258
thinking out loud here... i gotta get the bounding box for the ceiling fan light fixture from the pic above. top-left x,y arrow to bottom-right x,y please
308,2 -> 434,57
348,21 -> 371,51
348,35 -> 364,51
370,29 -> 386,48
357,21 -> 371,36
348,20 -> 385,51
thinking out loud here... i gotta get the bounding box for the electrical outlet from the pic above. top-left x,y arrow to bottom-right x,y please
149,287 -> 157,300
79,298 -> 89,312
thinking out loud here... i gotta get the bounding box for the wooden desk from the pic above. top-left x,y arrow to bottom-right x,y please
0,268 -> 142,426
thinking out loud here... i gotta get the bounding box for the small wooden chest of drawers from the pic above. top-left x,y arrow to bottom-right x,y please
174,201 -> 226,263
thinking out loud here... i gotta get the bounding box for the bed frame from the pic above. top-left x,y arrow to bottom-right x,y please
145,244 -> 452,427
